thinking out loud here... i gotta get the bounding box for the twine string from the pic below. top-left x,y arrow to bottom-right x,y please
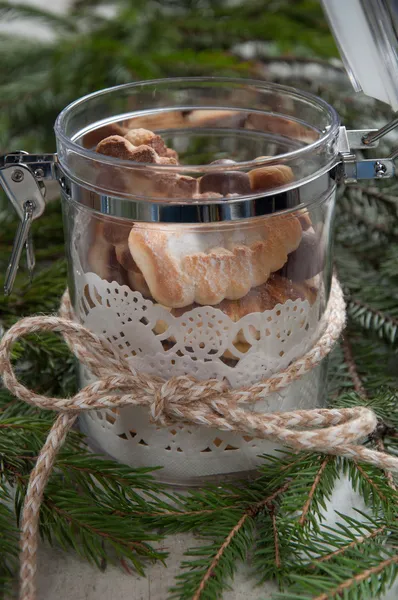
0,277 -> 397,600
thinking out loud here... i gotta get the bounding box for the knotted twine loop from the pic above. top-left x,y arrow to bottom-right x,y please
0,277 -> 397,600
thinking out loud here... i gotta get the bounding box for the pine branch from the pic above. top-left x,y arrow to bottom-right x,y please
170,513 -> 255,600
309,525 -> 387,566
0,1 -> 79,33
351,185 -> 398,213
271,508 -> 281,568
301,511 -> 390,558
328,331 -> 398,513
193,512 -> 251,600
341,336 -> 368,398
354,463 -> 388,503
252,510 -> 297,587
0,35 -> 51,88
380,246 -> 398,279
344,461 -> 398,517
276,515 -> 398,600
1,423 -> 173,574
339,186 -> 398,234
312,554 -> 398,600
338,199 -> 397,237
375,437 -> 397,491
55,453 -> 161,494
337,338 -> 398,493
347,295 -> 398,345
0,484 -> 18,598
131,498 -> 246,535
274,453 -> 340,530
328,336 -> 398,400
298,458 -> 331,527
170,483 -> 289,600
40,492 -> 165,575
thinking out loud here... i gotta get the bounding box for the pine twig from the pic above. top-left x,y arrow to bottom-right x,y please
269,506 -> 281,569
0,398 -> 17,413
191,482 -> 290,600
351,185 -> 398,210
310,525 -> 387,566
312,554 -> 398,600
341,336 -> 368,398
112,506 -> 236,518
341,335 -> 397,492
348,296 -> 398,330
120,557 -> 132,575
354,463 -> 388,504
340,203 -> 392,234
375,438 -> 397,492
46,499 -> 149,553
346,295 -> 398,344
299,457 -> 330,527
191,513 -> 248,600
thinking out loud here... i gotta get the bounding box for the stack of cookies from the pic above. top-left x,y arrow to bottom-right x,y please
85,121 -> 324,361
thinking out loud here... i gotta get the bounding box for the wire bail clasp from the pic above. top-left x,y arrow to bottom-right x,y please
338,115 -> 398,183
0,152 -> 57,295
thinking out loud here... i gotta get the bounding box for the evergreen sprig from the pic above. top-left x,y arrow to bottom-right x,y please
170,508 -> 256,599
275,514 -> 398,600
0,484 -> 18,598
1,1 -> 398,599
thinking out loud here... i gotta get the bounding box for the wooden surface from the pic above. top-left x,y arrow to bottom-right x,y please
37,535 -> 274,600
36,478 -> 398,600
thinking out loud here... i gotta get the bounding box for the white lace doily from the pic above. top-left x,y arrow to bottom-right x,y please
76,271 -> 323,386
72,263 -> 327,483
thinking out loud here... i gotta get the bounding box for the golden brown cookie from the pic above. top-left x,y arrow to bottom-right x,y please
95,219 -> 132,246
170,274 -> 317,320
293,209 -> 313,231
249,165 -> 294,191
115,242 -> 137,271
114,242 -> 151,297
95,135 -> 194,197
83,123 -> 127,149
126,270 -> 152,297
246,113 -> 318,143
124,128 -> 168,156
184,109 -> 248,129
96,135 -> 177,164
128,216 -> 302,308
152,274 -> 317,353
123,111 -> 186,131
87,235 -> 126,285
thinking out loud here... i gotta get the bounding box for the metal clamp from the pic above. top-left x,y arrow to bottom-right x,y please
0,152 -> 56,295
337,126 -> 396,184
0,151 -> 57,180
362,116 -> 398,147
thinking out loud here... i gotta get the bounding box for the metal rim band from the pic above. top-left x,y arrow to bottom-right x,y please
59,168 -> 337,224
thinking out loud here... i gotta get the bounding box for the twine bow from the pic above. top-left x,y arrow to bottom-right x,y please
0,277 -> 397,600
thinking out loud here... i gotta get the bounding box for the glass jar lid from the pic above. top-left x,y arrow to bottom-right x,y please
322,0 -> 398,110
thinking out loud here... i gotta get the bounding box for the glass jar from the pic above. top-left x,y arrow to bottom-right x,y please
5,77 -> 392,485
54,78 -> 337,484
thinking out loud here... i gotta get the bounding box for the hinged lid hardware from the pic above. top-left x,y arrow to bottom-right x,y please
338,119 -> 398,183
0,151 -> 57,181
0,152 -> 57,295
362,115 -> 398,147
